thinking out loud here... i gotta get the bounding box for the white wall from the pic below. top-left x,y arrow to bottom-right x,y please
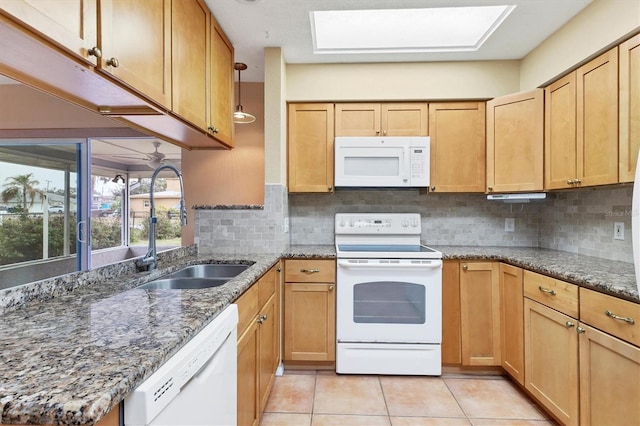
520,0 -> 640,89
286,61 -> 521,102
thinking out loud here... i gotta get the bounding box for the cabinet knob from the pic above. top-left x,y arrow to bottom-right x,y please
277,267 -> 281,272
574,179 -> 582,184
328,186 -> 333,191
208,126 -> 219,134
565,321 -> 575,328
487,187 -> 493,192
106,57 -> 120,68
462,264 -> 468,271
257,314 -> 267,324
567,179 -> 575,185
88,47 -> 102,58
382,130 -> 387,136
376,130 -> 380,135
576,326 -> 586,334
329,285 -> 334,291
430,186 -> 436,191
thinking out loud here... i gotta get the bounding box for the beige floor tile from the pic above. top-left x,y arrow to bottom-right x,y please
444,378 -> 546,420
381,377 -> 466,418
314,375 -> 388,416
470,420 -> 556,426
312,414 -> 391,425
260,412 -> 312,426
264,374 -> 316,413
390,417 -> 472,426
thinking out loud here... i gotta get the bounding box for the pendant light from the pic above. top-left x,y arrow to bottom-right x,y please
233,62 -> 256,124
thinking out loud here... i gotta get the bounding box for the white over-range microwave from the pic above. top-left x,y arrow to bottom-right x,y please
334,136 -> 430,188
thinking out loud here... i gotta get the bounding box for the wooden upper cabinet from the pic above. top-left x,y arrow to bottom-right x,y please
429,102 -> 486,192
0,0 -> 98,65
209,15 -> 235,147
335,103 -> 428,136
171,0 -> 208,129
287,103 -> 335,193
99,0 -> 172,108
486,89 -> 544,193
577,47 -> 619,187
545,72 -> 577,190
619,33 -> 640,182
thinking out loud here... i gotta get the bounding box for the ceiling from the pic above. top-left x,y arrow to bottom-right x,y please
91,138 -> 182,174
205,0 -> 593,82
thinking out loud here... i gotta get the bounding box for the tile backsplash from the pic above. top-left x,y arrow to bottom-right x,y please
195,184 -> 634,263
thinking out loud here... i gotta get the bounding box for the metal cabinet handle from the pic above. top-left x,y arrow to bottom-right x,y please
462,264 -> 468,271
88,47 -> 102,58
605,310 -> 635,325
257,314 -> 267,324
208,126 -> 219,134
329,285 -> 334,291
106,57 -> 120,68
538,286 -> 557,296
565,321 -> 575,328
567,179 -> 575,185
300,268 -> 320,273
576,326 -> 586,334
574,179 -> 582,184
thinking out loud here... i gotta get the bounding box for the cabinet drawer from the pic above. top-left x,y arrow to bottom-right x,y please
236,284 -> 259,335
580,288 -> 640,346
285,259 -> 335,283
524,271 -> 578,318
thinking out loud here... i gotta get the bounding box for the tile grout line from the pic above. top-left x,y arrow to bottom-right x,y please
376,375 -> 392,424
441,376 -> 473,424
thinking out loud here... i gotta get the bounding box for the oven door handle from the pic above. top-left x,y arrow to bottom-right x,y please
337,259 -> 442,269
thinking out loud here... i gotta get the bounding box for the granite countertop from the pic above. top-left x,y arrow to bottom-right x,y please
0,244 -> 637,425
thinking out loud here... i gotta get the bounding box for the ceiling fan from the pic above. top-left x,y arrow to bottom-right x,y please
146,141 -> 167,169
91,139 -> 181,169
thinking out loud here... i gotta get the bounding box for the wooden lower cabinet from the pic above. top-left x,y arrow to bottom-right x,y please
524,298 -> 579,426
236,263 -> 281,426
579,323 -> 640,425
499,263 -> 524,385
283,259 -> 336,362
459,262 -> 501,366
442,260 -> 462,364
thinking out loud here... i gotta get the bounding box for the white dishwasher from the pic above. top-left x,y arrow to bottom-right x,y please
124,304 -> 238,426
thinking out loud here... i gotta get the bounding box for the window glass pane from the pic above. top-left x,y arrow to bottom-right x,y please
129,177 -> 182,250
90,173 -> 125,250
0,142 -> 83,288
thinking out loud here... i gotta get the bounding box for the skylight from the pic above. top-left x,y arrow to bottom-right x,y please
310,5 -> 516,54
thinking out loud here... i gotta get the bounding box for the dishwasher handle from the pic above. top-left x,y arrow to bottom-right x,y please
337,259 -> 442,269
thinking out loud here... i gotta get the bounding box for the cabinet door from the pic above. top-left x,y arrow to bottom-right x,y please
486,89 -> 544,193
99,0 -> 171,107
382,103 -> 428,136
284,282 -> 336,361
499,263 -> 524,385
0,0 -> 98,65
287,103 -> 334,193
442,261 -> 461,365
334,103 -> 381,136
171,0 -> 208,129
524,298 -> 579,426
209,15 -> 234,147
258,294 -> 277,414
545,72 -> 577,190
579,323 -> 640,425
237,321 -> 259,426
459,262 -> 501,366
619,33 -> 640,182
429,102 -> 486,192
576,47 -> 619,186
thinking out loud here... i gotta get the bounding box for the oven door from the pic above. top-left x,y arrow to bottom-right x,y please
336,258 -> 442,344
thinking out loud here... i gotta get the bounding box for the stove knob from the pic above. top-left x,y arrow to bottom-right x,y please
401,219 -> 408,227
338,220 -> 344,228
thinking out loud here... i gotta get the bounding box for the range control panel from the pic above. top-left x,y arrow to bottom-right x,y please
335,213 -> 421,235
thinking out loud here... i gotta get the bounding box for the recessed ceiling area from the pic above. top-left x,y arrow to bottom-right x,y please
310,6 -> 515,54
205,0 -> 593,82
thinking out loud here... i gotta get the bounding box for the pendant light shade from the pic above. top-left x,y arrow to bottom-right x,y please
233,62 -> 256,124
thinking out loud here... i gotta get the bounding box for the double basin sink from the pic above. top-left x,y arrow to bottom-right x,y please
137,264 -> 250,290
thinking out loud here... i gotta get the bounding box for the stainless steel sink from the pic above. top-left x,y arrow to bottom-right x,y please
166,264 -> 250,279
137,277 -> 230,290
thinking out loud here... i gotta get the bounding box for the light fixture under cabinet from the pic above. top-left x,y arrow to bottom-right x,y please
233,62 -> 256,124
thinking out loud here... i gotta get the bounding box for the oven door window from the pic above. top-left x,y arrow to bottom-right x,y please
353,281 -> 426,324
